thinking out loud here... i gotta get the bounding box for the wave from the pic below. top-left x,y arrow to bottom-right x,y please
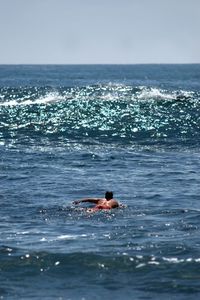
0,85 -> 199,147
1,248 -> 200,297
0,85 -> 195,106
1,246 -> 200,290
1,245 -> 200,269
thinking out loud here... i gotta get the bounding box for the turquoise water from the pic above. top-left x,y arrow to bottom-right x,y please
0,64 -> 200,299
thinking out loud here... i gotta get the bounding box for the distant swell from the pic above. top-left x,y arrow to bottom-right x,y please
0,85 -> 200,147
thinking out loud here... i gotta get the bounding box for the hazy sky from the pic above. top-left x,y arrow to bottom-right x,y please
0,0 -> 200,64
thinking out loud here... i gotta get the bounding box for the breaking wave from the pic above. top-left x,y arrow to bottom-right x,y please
0,84 -> 199,147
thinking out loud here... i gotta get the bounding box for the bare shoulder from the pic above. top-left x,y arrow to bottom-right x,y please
98,198 -> 107,204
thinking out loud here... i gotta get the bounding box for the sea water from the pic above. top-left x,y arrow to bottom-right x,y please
0,64 -> 200,299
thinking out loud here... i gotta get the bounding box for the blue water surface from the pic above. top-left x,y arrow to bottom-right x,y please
0,64 -> 200,300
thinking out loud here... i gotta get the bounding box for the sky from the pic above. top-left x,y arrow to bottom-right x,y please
0,0 -> 200,64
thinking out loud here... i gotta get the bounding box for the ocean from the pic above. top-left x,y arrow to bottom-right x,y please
0,64 -> 200,299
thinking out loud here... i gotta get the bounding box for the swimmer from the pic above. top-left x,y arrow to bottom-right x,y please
73,191 -> 119,211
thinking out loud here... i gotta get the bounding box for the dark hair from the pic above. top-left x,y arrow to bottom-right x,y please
105,191 -> 113,200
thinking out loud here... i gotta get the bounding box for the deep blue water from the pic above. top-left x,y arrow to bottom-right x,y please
1,64 -> 200,299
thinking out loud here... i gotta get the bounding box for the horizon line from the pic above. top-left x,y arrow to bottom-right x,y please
0,63 -> 200,66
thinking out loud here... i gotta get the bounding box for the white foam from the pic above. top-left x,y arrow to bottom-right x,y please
163,257 -> 184,263
136,87 -> 175,100
0,100 -> 19,107
57,235 -> 78,240
0,92 -> 64,107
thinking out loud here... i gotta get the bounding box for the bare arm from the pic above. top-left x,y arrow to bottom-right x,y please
73,198 -> 101,205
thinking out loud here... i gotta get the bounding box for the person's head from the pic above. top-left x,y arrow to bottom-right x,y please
105,191 -> 113,200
